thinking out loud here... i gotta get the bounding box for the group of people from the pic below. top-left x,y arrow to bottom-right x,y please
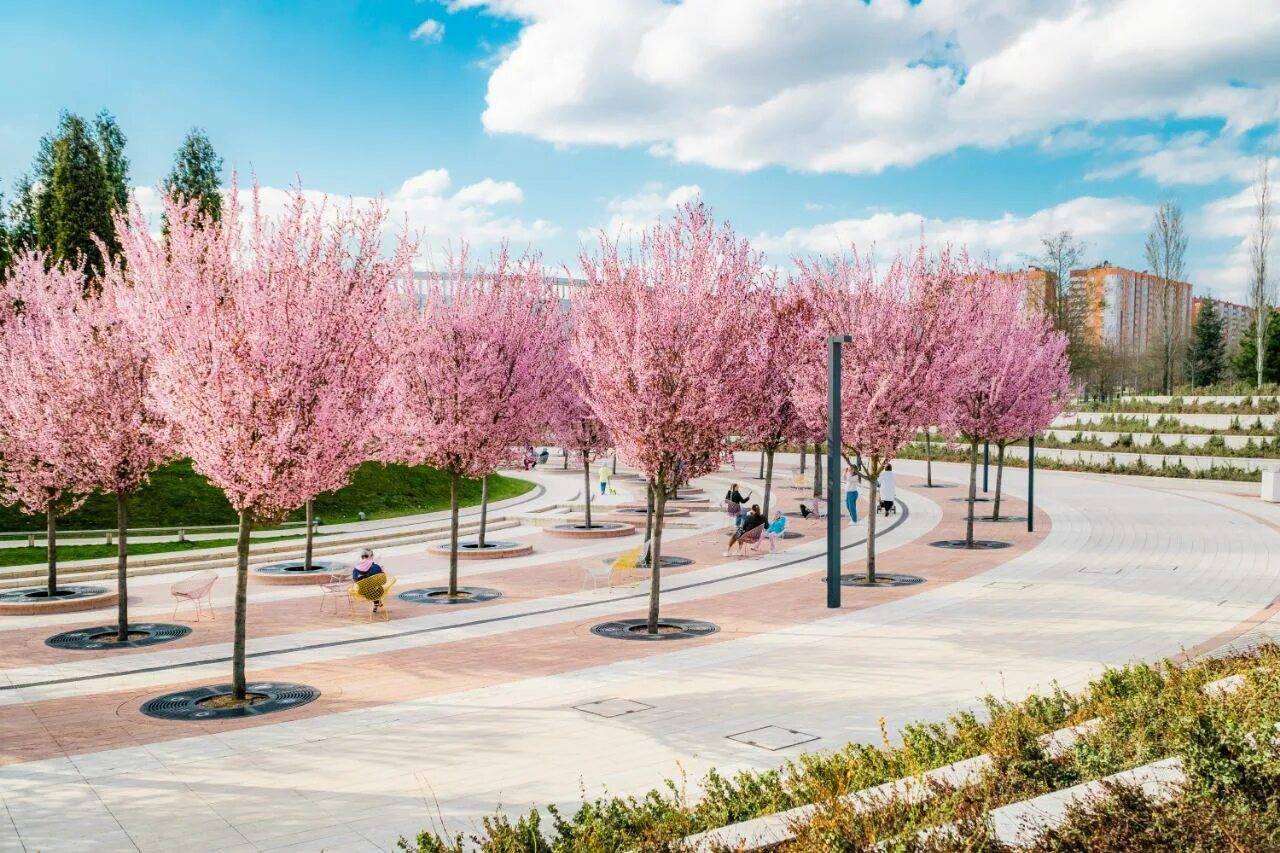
798,462 -> 897,523
722,483 -> 788,556
522,446 -> 551,470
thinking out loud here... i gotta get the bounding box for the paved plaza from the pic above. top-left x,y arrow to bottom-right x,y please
1,456 -> 1278,851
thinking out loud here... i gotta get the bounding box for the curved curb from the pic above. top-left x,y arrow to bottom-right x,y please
543,522 -> 637,539
253,558 -> 349,585
426,540 -> 533,560
0,585 -> 118,616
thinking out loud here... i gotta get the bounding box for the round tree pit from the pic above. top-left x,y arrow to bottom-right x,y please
823,573 -> 925,587
930,539 -> 1011,550
46,622 -> 192,651
975,514 -> 1029,523
544,521 -> 636,539
398,586 -> 504,605
601,554 -> 693,569
253,558 -> 350,585
591,617 -> 719,641
950,496 -> 994,503
0,585 -> 117,616
141,681 -> 320,721
614,506 -> 690,517
917,483 -> 956,489
426,540 -> 533,560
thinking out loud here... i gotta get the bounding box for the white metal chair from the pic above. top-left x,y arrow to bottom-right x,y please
170,570 -> 218,621
319,571 -> 353,615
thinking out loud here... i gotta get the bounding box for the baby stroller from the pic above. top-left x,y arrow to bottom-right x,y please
879,499 -> 897,516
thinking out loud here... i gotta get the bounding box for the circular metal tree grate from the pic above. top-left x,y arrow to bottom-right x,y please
601,555 -> 693,568
140,682 -> 320,721
255,558 -> 348,576
950,496 -> 993,503
823,573 -> 925,587
916,483 -> 956,488
974,514 -> 1029,523
591,617 -> 719,641
398,586 -> 504,605
0,585 -> 109,604
930,539 -> 1011,550
614,507 -> 685,516
46,623 -> 191,651
454,540 -> 520,551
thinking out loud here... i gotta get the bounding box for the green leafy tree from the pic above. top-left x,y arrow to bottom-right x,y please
94,110 -> 130,212
1185,298 -> 1226,387
6,176 -> 39,256
0,187 -> 10,277
1235,309 -> 1280,385
164,128 -> 223,227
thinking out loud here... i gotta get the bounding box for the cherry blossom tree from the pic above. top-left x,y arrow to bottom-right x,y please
0,252 -> 93,597
791,248 -> 976,583
573,202 -> 761,633
111,182 -> 411,700
550,371 -> 612,529
385,247 -> 563,594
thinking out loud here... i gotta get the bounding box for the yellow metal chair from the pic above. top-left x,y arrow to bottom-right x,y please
349,573 -> 395,621
610,544 -> 647,589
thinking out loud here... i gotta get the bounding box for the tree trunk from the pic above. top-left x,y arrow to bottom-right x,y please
612,453 -> 617,475
865,464 -> 878,584
46,506 -> 57,596
563,449 -> 568,470
115,491 -> 129,641
642,481 -> 655,566
925,430 -> 934,486
232,508 -> 251,700
813,444 -> 823,497
757,452 -> 765,479
303,498 -> 315,571
582,453 -> 593,529
762,447 -> 776,517
993,443 -> 1007,521
478,475 -> 489,547
799,442 -> 806,473
966,439 -> 979,548
647,486 -> 668,634
448,471 -> 460,595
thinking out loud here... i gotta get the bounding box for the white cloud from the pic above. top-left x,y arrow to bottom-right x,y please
581,182 -> 704,240
131,167 -> 558,267
410,18 -> 445,43
755,196 -> 1154,269
458,0 -> 1280,174
1087,133 -> 1261,185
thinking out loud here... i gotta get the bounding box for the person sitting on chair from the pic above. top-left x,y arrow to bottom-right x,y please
724,504 -> 766,556
351,548 -> 386,612
757,509 -> 787,552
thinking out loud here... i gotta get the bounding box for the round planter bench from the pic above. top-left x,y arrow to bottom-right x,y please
0,585 -> 118,616
426,540 -> 533,560
253,558 -> 349,585
543,521 -> 636,539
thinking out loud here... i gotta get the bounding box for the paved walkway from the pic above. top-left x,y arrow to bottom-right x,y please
1,459 -> 1278,851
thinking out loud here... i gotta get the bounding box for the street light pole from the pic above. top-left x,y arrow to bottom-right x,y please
827,335 -> 851,609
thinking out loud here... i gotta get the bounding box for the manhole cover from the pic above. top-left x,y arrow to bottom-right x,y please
398,586 -> 504,605
728,725 -> 820,751
974,515 -> 1028,522
930,539 -> 1011,550
950,497 -> 993,503
255,558 -> 347,575
601,555 -> 693,568
574,698 -> 654,718
140,682 -> 319,720
591,618 -> 719,641
822,573 -> 925,587
0,585 -> 109,603
46,623 -> 191,650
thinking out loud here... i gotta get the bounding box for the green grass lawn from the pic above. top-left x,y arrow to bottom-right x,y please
0,530 -> 317,568
0,461 -> 534,532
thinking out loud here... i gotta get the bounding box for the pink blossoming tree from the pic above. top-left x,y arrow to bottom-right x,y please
550,369 -> 612,529
385,247 -> 563,595
791,248 -> 976,583
573,202 -> 761,633
0,252 -> 95,598
111,183 -> 412,700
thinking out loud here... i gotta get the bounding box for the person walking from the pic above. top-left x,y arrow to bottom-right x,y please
842,464 -> 860,525
878,463 -> 897,515
598,464 -> 611,496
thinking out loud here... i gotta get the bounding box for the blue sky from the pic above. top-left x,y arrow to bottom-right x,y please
2,0 -> 1277,302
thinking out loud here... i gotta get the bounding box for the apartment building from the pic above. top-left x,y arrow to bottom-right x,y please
1072,264 -> 1193,350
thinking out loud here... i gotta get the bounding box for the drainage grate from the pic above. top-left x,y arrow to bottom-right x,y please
728,725 -> 820,751
600,555 -> 693,568
591,617 -> 719,641
46,623 -> 191,651
930,539 -> 1011,550
398,586 -> 504,605
140,681 -> 320,721
574,698 -> 654,718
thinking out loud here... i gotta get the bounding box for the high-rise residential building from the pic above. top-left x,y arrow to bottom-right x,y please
996,266 -> 1058,320
1071,264 -> 1193,350
1191,296 -> 1253,352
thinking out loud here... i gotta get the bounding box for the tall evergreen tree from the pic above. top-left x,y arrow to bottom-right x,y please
1185,298 -> 1226,387
25,111 -> 125,278
0,187 -> 9,278
164,128 -> 223,227
94,111 -> 130,212
7,176 -> 39,255
1236,309 -> 1280,385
